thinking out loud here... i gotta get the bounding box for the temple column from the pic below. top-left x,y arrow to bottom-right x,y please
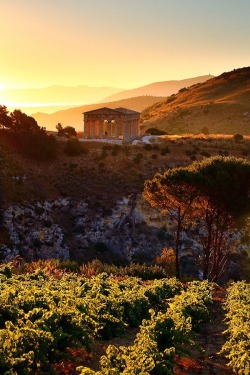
83,118 -> 88,138
91,120 -> 95,138
128,121 -> 132,139
137,120 -> 140,136
131,120 -> 136,138
99,119 -> 104,139
87,122 -> 91,138
115,121 -> 120,139
107,120 -> 112,138
123,120 -> 129,142
133,120 -> 138,137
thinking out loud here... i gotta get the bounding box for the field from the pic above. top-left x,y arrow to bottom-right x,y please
0,260 -> 249,374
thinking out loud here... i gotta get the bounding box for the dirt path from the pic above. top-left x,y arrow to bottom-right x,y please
174,287 -> 233,375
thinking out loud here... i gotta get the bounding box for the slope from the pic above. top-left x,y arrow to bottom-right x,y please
140,66 -> 250,135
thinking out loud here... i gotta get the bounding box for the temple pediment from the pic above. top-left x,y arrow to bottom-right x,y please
83,107 -> 140,116
83,107 -> 124,116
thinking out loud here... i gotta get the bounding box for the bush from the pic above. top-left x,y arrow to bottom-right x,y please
233,133 -> 244,142
64,138 -> 88,156
160,146 -> 170,155
145,128 -> 167,135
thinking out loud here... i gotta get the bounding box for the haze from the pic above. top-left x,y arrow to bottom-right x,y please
1,0 -> 250,110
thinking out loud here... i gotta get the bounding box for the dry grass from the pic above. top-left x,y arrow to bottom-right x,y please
1,134 -> 250,207
141,67 -> 250,135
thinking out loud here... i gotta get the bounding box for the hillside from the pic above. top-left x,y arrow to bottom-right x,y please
101,75 -> 213,102
141,67 -> 250,135
32,96 -> 166,131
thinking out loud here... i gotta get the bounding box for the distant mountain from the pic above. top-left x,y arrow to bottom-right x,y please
140,67 -> 250,135
1,85 -> 124,108
33,96 -> 167,131
101,75 -> 213,102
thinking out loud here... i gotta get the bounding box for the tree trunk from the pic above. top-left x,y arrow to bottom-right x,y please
203,215 -> 213,280
175,208 -> 181,279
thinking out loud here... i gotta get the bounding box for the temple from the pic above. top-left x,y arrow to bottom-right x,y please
83,107 -> 140,142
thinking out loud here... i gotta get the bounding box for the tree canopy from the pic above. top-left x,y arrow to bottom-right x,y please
143,156 -> 250,281
0,106 -> 58,161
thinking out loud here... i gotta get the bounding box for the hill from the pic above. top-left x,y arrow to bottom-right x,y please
32,96 -> 167,131
101,75 -> 213,102
140,67 -> 250,135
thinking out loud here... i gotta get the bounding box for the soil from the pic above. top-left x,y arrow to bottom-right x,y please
174,287 -> 233,375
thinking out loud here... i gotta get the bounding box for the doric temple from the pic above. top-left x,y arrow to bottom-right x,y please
83,107 -> 140,142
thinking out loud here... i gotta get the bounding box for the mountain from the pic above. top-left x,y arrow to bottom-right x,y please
140,67 -> 250,135
33,96 -> 167,131
1,85 -> 124,109
101,75 -> 213,102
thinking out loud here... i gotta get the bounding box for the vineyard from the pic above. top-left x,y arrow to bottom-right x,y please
0,262 -> 249,374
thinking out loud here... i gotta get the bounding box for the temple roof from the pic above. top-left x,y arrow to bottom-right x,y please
83,107 -> 140,115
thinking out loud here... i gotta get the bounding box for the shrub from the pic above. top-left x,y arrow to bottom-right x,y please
145,128 -> 167,135
160,146 -> 170,155
233,133 -> 244,142
64,138 -> 88,156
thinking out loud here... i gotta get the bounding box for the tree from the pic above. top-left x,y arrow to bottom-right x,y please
144,156 -> 250,281
56,124 -> 77,138
187,156 -> 250,281
10,109 -> 40,134
56,123 -> 63,135
0,105 -> 12,129
143,168 -> 199,278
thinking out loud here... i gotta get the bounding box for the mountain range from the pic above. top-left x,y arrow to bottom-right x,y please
1,85 -> 124,110
32,75 -> 213,130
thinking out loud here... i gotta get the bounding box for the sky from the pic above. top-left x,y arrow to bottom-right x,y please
0,0 -> 250,92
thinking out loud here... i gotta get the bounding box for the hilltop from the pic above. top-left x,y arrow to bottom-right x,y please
141,67 -> 250,135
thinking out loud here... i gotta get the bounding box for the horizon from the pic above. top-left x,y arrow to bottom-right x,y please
1,0 -> 250,111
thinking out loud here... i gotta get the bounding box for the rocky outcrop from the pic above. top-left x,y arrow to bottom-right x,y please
0,196 -> 172,263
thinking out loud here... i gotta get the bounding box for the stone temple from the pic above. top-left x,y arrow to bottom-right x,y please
83,107 -> 140,142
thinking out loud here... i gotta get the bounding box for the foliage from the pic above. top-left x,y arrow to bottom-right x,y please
78,280 -> 213,374
0,106 -> 58,161
221,281 -> 250,374
144,156 -> 250,281
56,123 -> 77,138
155,248 -> 176,277
0,263 -> 185,373
233,133 -> 244,142
0,105 -> 12,129
143,166 -> 200,278
79,259 -> 169,280
64,137 -> 89,156
145,127 -> 167,135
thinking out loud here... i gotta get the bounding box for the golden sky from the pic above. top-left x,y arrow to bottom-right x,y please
1,0 -> 250,99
